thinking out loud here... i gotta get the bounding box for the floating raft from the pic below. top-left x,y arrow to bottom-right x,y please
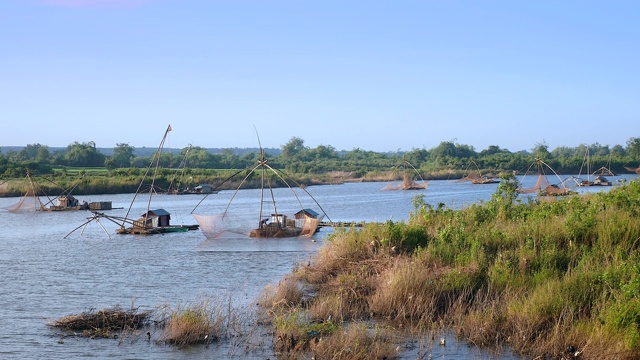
116,225 -> 199,235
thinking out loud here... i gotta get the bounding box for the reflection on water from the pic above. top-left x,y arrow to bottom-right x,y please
0,175 -> 636,359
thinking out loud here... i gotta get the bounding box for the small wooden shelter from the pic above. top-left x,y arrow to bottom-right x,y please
295,208 -> 319,220
134,209 -> 171,229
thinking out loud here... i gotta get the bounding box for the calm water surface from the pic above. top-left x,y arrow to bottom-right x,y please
1,176 -> 636,359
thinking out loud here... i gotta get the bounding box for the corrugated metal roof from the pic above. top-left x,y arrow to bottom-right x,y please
142,208 -> 170,216
295,208 -> 319,217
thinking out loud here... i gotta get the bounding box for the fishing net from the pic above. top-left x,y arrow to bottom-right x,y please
193,213 -> 255,238
453,172 -> 480,183
519,174 -> 550,194
519,174 -> 571,196
193,212 -> 324,239
193,213 -> 227,239
543,184 -> 569,196
299,214 -> 323,237
624,166 -> 640,174
5,192 -> 44,212
381,176 -> 428,191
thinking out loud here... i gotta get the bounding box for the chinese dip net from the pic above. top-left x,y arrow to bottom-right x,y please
5,189 -> 44,212
519,174 -> 551,194
381,173 -> 428,191
192,213 -> 255,239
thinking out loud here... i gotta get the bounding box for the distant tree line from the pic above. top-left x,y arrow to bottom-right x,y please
1,137 -> 640,178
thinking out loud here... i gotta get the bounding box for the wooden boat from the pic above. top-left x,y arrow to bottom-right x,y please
115,209 -> 199,234
249,208 -> 323,238
65,125 -> 199,238
175,184 -> 219,195
6,171 -> 112,212
191,132 -> 329,239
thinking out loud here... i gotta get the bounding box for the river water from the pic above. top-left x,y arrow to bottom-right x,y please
0,175 -> 637,359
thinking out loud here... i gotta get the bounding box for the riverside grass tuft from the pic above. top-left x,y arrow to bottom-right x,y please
259,176 -> 640,359
157,295 -> 239,347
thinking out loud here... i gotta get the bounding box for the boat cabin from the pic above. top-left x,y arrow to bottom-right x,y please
270,213 -> 287,227
57,195 -> 80,208
295,208 -> 319,220
134,209 -> 171,229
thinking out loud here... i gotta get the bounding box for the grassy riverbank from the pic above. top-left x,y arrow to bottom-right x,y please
0,169 -> 466,198
0,170 -> 343,198
259,176 -> 640,359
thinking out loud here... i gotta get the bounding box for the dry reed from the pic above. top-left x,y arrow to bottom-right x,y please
50,306 -> 152,338
157,295 -> 238,347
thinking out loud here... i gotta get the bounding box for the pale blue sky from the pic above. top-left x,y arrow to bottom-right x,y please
1,0 -> 638,153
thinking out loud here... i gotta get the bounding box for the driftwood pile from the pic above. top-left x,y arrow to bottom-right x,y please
50,307 -> 153,338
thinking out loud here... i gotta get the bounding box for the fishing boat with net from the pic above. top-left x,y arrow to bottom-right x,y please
380,159 -> 428,191
65,125 -> 199,238
5,171 -> 112,213
518,158 -> 575,196
191,132 -> 329,239
575,150 -> 615,187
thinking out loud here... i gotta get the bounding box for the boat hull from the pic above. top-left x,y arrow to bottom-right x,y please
116,225 -> 199,235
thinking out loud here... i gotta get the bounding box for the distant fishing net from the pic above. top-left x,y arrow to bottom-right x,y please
5,192 -> 44,213
192,213 -> 253,239
381,174 -> 428,191
543,184 -> 569,196
519,174 -> 550,194
452,174 -> 479,183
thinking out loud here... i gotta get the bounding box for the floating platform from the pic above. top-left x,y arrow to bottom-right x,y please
116,224 -> 199,235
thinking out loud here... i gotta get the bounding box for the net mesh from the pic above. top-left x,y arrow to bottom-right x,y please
193,212 -> 323,239
381,174 -> 428,191
624,166 -> 640,174
519,174 -> 570,196
5,191 -> 44,213
299,214 -> 323,237
193,213 -> 233,238
519,174 -> 550,194
453,173 -> 480,183
543,184 -> 569,196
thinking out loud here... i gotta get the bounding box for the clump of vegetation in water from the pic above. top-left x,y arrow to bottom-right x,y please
50,306 -> 152,339
50,295 -> 243,349
157,295 -> 239,347
259,176 -> 640,359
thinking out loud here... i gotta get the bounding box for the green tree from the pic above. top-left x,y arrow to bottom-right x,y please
63,141 -> 106,167
479,145 -> 507,157
491,172 -> 520,217
627,137 -> 640,159
186,146 -> 216,168
532,140 -> 550,159
105,143 -> 135,169
611,144 -> 626,156
281,137 -> 307,159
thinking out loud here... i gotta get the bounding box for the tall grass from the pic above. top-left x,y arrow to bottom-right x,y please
259,179 -> 640,359
158,295 -> 238,347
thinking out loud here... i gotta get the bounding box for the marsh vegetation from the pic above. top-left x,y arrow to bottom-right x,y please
258,175 -> 640,359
